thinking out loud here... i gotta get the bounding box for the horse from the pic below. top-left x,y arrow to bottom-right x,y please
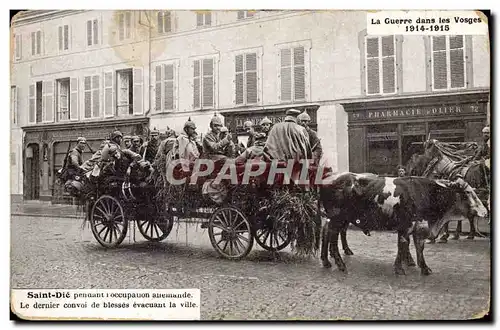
405,141 -> 489,243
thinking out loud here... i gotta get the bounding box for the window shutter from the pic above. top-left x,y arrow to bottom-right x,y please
93,19 -> 99,45
164,11 -> 171,32
36,30 -> 41,55
432,36 -> 447,90
164,64 -> 175,110
133,67 -> 143,114
58,26 -> 63,50
28,84 -> 35,123
246,53 -> 257,104
11,86 -> 18,124
64,25 -> 69,50
237,11 -> 245,19
280,48 -> 292,102
70,78 -> 78,120
202,58 -> 214,108
104,71 -> 114,117
43,81 -> 54,122
15,34 -> 21,60
235,54 -> 244,105
84,76 -> 92,118
381,36 -> 395,93
119,13 -> 125,41
205,13 -> 212,26
157,12 -> 164,33
31,32 -> 36,55
193,60 -> 200,108
366,37 -> 380,94
196,13 -> 203,27
92,75 -> 100,117
125,12 -> 132,39
293,47 -> 305,100
87,20 -> 92,46
450,35 -> 465,88
155,65 -> 162,111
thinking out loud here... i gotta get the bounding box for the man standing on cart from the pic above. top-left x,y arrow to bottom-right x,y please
297,110 -> 323,165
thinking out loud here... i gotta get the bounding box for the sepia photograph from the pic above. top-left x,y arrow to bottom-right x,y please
9,7 -> 491,321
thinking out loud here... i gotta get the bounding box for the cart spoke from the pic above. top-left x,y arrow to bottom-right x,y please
97,225 -> 107,236
95,206 -> 108,218
102,226 -> 110,242
212,223 -> 228,231
220,211 -> 230,227
221,240 -> 229,252
232,239 -> 242,254
236,234 -> 250,243
229,240 -> 234,255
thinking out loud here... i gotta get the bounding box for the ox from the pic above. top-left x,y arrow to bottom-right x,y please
319,173 -> 487,275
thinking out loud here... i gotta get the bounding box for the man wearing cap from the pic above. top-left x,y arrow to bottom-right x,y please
202,115 -> 233,161
297,110 -> 323,165
473,126 -> 490,161
140,128 -> 161,163
123,135 -> 132,150
66,137 -> 87,177
243,120 -> 256,148
220,126 -> 237,158
130,136 -> 142,153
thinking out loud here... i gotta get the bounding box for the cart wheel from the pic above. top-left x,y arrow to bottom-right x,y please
255,213 -> 292,252
90,195 -> 128,248
208,206 -> 254,260
137,211 -> 174,242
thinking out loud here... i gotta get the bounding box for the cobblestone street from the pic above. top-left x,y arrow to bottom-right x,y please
10,213 -> 490,320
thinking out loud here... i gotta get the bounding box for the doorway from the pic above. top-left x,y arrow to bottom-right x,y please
25,143 -> 40,200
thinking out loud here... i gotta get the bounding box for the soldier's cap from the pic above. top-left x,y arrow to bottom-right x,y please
184,117 -> 197,130
151,127 -> 160,135
210,115 -> 223,127
220,126 -> 228,133
260,117 -> 272,125
111,130 -> 123,139
285,109 -> 302,116
243,120 -> 253,128
297,110 -> 311,121
123,135 -> 132,140
77,137 -> 87,143
482,126 -> 490,133
132,135 -> 141,142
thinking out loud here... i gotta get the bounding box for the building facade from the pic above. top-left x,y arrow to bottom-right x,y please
10,10 -> 490,201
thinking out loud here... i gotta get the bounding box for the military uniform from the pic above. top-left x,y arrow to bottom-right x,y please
297,110 -> 323,164
202,115 -> 232,160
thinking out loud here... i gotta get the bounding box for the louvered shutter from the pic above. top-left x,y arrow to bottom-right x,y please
125,12 -> 132,39
450,35 -> 465,88
70,78 -> 78,120
84,76 -> 92,118
133,67 -> 143,114
164,12 -> 171,32
43,81 -> 54,122
93,19 -> 98,45
155,65 -> 162,111
366,37 -> 380,94
202,58 -> 214,107
205,13 -> 211,26
196,13 -> 203,27
164,64 -> 175,110
293,47 -> 305,100
64,25 -> 69,50
237,11 -> 244,19
381,36 -> 395,93
36,30 -> 41,55
157,11 -> 164,33
28,84 -> 35,123
235,54 -> 244,105
92,75 -> 100,117
15,34 -> 21,60
104,71 -> 114,117
432,36 -> 447,90
246,53 -> 258,104
193,60 -> 200,108
11,86 -> 17,124
86,20 -> 92,46
118,13 -> 125,40
280,48 -> 292,102
31,32 -> 36,55
58,26 -> 63,51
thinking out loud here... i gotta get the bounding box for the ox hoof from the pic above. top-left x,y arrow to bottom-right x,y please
406,259 -> 416,267
466,235 -> 475,240
337,265 -> 348,273
438,238 -> 448,244
322,260 -> 332,269
421,267 -> 432,276
394,266 -> 406,275
426,239 -> 436,244
344,248 -> 354,256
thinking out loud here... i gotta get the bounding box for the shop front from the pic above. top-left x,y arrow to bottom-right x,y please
22,117 -> 149,203
343,90 -> 489,176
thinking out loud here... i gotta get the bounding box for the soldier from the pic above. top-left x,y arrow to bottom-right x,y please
66,137 -> 87,178
473,126 -> 490,161
130,135 -> 142,153
140,127 -> 161,163
220,126 -> 237,158
173,118 -> 202,171
101,130 -> 123,162
123,135 -> 132,150
297,110 -> 323,165
254,117 -> 272,147
202,115 -> 233,161
243,120 -> 256,148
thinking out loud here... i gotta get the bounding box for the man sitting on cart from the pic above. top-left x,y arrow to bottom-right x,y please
202,115 -> 234,161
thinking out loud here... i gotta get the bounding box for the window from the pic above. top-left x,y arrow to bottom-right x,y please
432,35 -> 466,90
155,63 -> 177,112
279,46 -> 306,102
118,11 -> 132,41
56,79 -> 70,121
11,86 -> 17,124
28,81 -> 53,123
31,30 -> 42,56
58,25 -> 70,51
84,75 -> 100,119
14,34 -> 22,60
235,52 -> 258,105
87,19 -> 99,46
193,58 -> 215,109
117,69 -> 133,115
237,10 -> 255,19
196,12 -> 211,27
157,11 -> 172,34
365,35 -> 396,95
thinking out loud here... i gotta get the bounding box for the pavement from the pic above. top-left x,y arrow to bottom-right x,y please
10,213 -> 491,320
